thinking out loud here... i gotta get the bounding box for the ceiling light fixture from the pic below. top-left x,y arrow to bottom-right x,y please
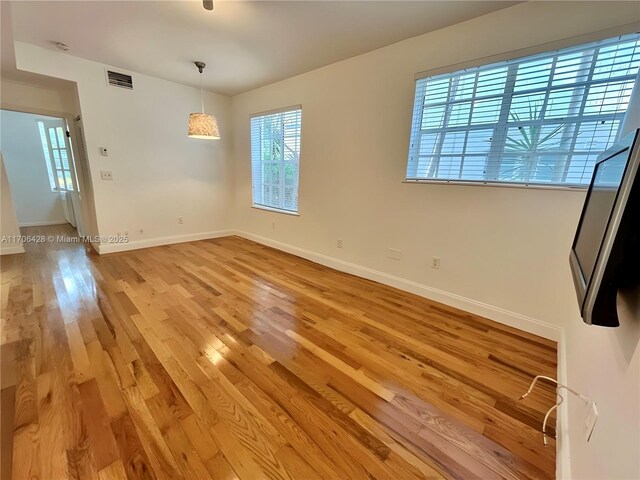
188,61 -> 220,140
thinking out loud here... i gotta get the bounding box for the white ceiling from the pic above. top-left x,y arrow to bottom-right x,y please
5,1 -> 518,96
0,1 -> 75,89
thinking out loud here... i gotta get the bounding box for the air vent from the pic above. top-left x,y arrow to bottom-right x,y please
106,70 -> 133,90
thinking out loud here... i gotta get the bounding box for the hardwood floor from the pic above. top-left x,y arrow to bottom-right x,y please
1,224 -> 557,479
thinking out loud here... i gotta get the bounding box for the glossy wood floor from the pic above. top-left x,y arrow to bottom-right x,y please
1,224 -> 557,480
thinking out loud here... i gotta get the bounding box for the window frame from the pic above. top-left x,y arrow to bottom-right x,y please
250,105 -> 302,214
405,31 -> 640,190
38,120 -> 76,192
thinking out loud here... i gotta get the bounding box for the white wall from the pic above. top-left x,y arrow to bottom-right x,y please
0,77 -> 76,114
229,2 -> 640,479
563,291 -> 640,480
231,1 -> 640,335
0,109 -> 67,226
0,77 -> 77,244
13,43 -> 234,252
0,152 -> 23,254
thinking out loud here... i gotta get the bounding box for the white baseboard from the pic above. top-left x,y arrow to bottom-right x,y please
234,230 -> 562,341
96,230 -> 234,254
0,244 -> 25,255
19,220 -> 67,227
94,227 -> 561,340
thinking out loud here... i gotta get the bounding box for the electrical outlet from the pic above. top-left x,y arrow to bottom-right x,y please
178,217 -> 184,224
387,248 -> 401,260
432,257 -> 441,269
337,239 -> 343,249
272,222 -> 276,229
100,170 -> 113,181
584,400 -> 598,442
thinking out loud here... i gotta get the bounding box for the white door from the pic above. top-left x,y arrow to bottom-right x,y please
71,117 -> 92,237
42,120 -> 77,192
42,120 -> 85,233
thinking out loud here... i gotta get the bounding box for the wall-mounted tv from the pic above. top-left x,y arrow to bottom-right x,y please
570,129 -> 640,327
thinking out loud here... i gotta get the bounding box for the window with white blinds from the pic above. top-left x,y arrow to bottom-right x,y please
251,106 -> 302,213
406,34 -> 640,187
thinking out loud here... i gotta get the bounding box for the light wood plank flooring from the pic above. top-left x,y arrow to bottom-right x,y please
1,225 -> 557,479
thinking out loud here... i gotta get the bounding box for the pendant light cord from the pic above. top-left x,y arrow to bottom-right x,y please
200,71 -> 204,114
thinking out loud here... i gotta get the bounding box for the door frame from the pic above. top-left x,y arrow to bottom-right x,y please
41,118 -> 79,193
1,102 -> 98,244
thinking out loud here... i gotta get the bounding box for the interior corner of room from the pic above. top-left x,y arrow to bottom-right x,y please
0,1 -> 639,480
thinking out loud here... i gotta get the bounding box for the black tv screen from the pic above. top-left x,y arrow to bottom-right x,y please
574,154 -> 627,283
570,129 -> 640,327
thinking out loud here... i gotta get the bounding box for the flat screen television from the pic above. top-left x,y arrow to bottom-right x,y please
570,129 -> 640,327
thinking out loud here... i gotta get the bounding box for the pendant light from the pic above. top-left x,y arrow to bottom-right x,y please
188,61 -> 220,140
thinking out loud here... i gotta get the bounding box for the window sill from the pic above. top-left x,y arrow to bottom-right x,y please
403,179 -> 588,191
251,204 -> 300,216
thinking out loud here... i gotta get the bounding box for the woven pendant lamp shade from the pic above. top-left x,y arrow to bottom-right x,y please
188,113 -> 220,139
188,61 -> 220,140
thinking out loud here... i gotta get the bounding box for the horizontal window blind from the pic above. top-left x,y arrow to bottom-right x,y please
406,34 -> 640,186
251,107 -> 302,213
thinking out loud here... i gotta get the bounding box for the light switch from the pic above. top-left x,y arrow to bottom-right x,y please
100,171 -> 113,181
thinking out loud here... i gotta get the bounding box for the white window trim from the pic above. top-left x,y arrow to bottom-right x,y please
250,105 -> 302,214
38,120 -> 76,192
402,179 -> 588,191
251,204 -> 300,216
250,105 -> 302,119
406,29 -> 639,188
414,24 -> 637,81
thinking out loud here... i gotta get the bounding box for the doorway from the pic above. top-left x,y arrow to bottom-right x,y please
0,109 -> 85,236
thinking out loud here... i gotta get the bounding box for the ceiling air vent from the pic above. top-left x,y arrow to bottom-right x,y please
106,70 -> 133,90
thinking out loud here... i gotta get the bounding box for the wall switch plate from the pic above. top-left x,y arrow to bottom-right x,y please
100,170 -> 113,180
177,216 -> 184,224
584,400 -> 598,442
100,147 -> 109,156
432,257 -> 441,269
387,248 -> 401,260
